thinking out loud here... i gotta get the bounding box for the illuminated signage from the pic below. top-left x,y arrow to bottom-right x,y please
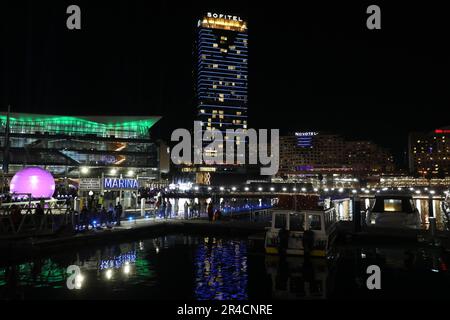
435,129 -> 450,134
79,178 -> 102,191
104,178 -> 138,190
207,12 -> 242,22
295,132 -> 318,137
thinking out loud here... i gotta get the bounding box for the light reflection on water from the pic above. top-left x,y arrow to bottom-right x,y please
195,238 -> 248,300
1,234 -> 450,300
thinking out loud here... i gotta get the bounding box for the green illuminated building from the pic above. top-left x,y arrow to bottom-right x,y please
0,112 -> 166,180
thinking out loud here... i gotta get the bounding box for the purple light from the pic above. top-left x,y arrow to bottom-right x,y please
10,167 -> 56,199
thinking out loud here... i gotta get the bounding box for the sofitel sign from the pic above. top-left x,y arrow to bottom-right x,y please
207,12 -> 242,22
104,178 -> 138,190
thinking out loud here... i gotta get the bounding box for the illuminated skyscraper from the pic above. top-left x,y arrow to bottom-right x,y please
196,12 -> 248,143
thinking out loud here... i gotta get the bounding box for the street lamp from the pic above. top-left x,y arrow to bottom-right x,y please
127,170 -> 134,177
110,168 -> 117,175
81,167 -> 89,175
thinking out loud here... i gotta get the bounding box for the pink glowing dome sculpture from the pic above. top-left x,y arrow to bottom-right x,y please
10,167 -> 56,199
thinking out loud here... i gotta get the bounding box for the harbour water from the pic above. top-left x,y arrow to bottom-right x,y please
1,234 -> 449,300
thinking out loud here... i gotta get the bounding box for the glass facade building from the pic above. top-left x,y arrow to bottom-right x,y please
0,113 -> 162,178
196,13 -> 248,148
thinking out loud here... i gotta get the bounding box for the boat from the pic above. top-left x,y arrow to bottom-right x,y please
264,207 -> 337,257
365,193 -> 421,229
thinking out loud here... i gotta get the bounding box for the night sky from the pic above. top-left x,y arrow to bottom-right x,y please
2,1 -> 450,166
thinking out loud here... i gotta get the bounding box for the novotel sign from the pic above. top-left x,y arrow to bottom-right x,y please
104,178 -> 138,190
295,132 -> 318,137
207,12 -> 243,22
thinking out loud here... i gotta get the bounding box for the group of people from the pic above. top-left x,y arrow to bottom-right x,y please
78,202 -> 123,230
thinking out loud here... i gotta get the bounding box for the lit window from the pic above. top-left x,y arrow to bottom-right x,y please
213,43 -> 218,48
212,64 -> 218,68
228,65 -> 236,70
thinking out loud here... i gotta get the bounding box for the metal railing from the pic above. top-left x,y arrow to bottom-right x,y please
0,198 -> 74,236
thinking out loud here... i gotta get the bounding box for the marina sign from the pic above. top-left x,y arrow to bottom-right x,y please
103,178 -> 138,190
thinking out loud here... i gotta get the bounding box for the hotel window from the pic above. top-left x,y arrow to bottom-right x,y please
219,115 -> 224,119
212,85 -> 217,89
202,55 -> 206,59
228,65 -> 236,70
200,109 -> 205,113
237,50 -> 241,54
219,97 -> 224,102
212,64 -> 218,68
236,111 -> 242,115
229,45 -> 236,50
213,43 -> 218,48
219,110 -> 224,114
221,36 -> 227,41
220,48 -> 228,53
237,75 -> 241,79
212,110 -> 217,114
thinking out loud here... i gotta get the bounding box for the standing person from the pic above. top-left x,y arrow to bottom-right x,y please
189,200 -> 194,219
115,202 -> 123,226
107,203 -> 114,225
161,200 -> 167,219
167,200 -> 172,219
207,203 -> 214,222
35,203 -> 45,229
80,205 -> 89,230
100,206 -> 107,227
202,200 -> 208,218
184,201 -> 189,220
195,202 -> 200,218
214,208 -> 222,221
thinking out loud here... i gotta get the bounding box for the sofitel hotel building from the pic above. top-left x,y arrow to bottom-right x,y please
183,13 -> 249,183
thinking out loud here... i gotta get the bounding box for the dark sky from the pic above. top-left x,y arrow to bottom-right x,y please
2,1 -> 450,165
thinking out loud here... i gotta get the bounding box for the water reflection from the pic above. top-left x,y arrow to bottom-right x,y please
195,237 -> 248,300
1,234 -> 449,300
265,256 -> 327,299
